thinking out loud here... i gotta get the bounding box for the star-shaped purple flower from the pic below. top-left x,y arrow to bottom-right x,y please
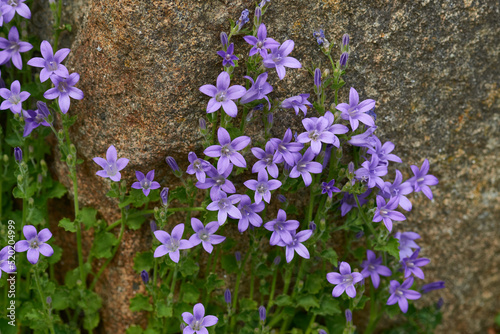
0,26 -> 32,70
196,164 -> 236,201
188,218 -> 226,254
360,250 -> 392,289
367,137 -> 402,165
326,262 -> 363,298
262,40 -> 302,80
204,127 -> 250,173
240,72 -> 273,110
186,152 -> 211,183
321,179 -> 341,198
394,231 -> 421,260
348,126 -> 378,148
297,115 -> 337,154
93,145 -> 129,182
281,94 -> 312,116
373,195 -> 406,232
355,155 -> 387,188
264,209 -> 299,246
14,225 -> 54,264
182,303 -> 218,334
251,141 -> 279,178
277,229 -> 313,263
386,277 -> 421,313
0,246 -> 16,277
401,249 -> 430,280
153,223 -> 193,263
23,101 -> 52,137
206,193 -> 241,225
339,190 -> 370,216
199,71 -> 246,117
27,40 -> 70,82
131,170 -> 161,196
336,87 -> 376,131
243,23 -> 280,57
0,80 -> 30,114
244,170 -> 282,204
381,170 -> 413,211
270,128 -> 303,166
217,43 -> 239,67
289,148 -> 323,187
235,194 -> 265,232
44,73 -> 84,114
2,0 -> 31,21
408,159 -> 439,200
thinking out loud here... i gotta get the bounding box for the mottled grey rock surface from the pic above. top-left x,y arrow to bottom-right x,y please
37,0 -> 499,332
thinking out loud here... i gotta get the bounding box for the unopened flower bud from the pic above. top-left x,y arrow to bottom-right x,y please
320,218 -> 326,229
340,52 -> 349,69
166,156 -> 182,177
322,68 -> 330,78
436,298 -> 444,310
267,113 -> 273,126
66,154 -> 74,165
224,289 -> 231,304
69,144 -> 77,155
28,198 -> 34,206
46,296 -> 52,304
235,251 -> 241,262
348,161 -> 355,175
17,175 -> 23,183
277,195 -> 287,203
28,145 -> 34,154
314,68 -> 321,89
199,118 -> 207,131
309,221 -> 316,232
254,7 -> 262,26
14,147 -> 22,162
57,130 -> 64,141
273,256 -> 281,266
245,109 -> 255,122
342,33 -> 350,48
160,187 -> 169,207
3,154 -> 8,163
355,231 -> 364,239
319,330 -> 327,334
259,305 -> 266,321
220,32 -> 228,47
180,324 -> 186,331
37,174 -> 43,184
150,220 -> 157,232
345,309 -> 352,322
36,101 -> 51,118
141,270 -> 149,284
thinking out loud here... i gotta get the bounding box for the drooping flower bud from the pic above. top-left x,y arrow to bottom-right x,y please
220,32 -> 228,47
14,147 -> 22,162
259,305 -> 266,321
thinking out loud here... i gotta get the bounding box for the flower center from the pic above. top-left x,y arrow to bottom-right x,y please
106,162 -> 118,176
308,130 -> 320,141
395,289 -> 404,297
168,239 -> 180,252
278,143 -> 287,152
368,264 -> 375,271
274,223 -> 284,231
214,176 -> 225,186
142,180 -> 151,189
242,205 -> 251,216
30,239 -> 39,249
218,199 -> 230,211
199,232 -> 209,241
417,177 -> 424,183
8,0 -> 18,6
348,106 -> 359,116
216,91 -> 227,102
256,41 -> 263,49
193,160 -> 203,172
264,154 -> 273,165
191,320 -> 202,331
58,81 -> 69,93
221,144 -> 232,156
272,53 -> 282,63
380,209 -> 388,216
8,94 -> 20,105
8,42 -> 20,52
342,275 -> 353,284
297,162 -> 307,172
256,182 -> 268,194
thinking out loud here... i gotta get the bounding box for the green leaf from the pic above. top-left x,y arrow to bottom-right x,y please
313,297 -> 341,316
126,326 -> 144,334
239,298 -> 257,311
179,258 -> 199,277
47,245 -> 63,264
321,248 -> 338,265
58,218 -> 76,232
374,237 -> 399,259
170,187 -> 189,204
12,187 -> 24,199
274,294 -> 292,307
126,213 -> 147,230
305,272 -> 324,294
221,254 -> 238,274
180,283 -> 200,304
79,207 -> 98,230
91,231 -> 118,259
133,251 -> 154,273
45,181 -> 67,199
129,294 -> 153,312
78,289 -> 103,314
204,273 -> 224,293
255,263 -> 273,277
51,286 -> 71,310
106,189 -> 119,198
83,312 -> 100,331
297,295 -> 320,311
156,303 -> 173,318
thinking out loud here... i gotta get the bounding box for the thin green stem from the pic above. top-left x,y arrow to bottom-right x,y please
168,265 -> 178,304
53,0 -> 63,48
304,313 -> 317,334
267,269 -> 279,311
34,266 -> 56,334
364,284 -> 380,334
152,257 -> 158,315
71,168 -> 85,286
229,251 -> 251,331
211,112 -> 218,145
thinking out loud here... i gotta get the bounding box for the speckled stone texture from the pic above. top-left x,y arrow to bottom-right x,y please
41,0 -> 499,332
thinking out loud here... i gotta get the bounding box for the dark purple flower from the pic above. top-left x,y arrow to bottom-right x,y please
259,305 -> 266,322
297,115 -> 337,154
309,221 -> 316,231
153,223 -> 192,263
187,152 -> 211,183
342,34 -> 350,48
336,87 -> 375,131
264,209 -> 299,246
339,52 -> 349,68
131,170 -> 161,196
262,40 -> 302,80
150,220 -> 158,232
141,270 -> 149,284
348,126 -> 378,148
270,128 -> 303,166
373,195 -> 406,232
0,80 -> 30,114
0,26 -> 32,70
243,23 -> 280,57
289,148 -> 323,187
0,246 -> 16,277
220,32 -> 228,47
314,68 -> 321,91
196,164 -> 236,201
27,41 -> 70,82
2,0 -> 31,21
224,289 -> 231,304
251,141 -> 279,178
188,218 -> 226,254
199,71 -> 246,117
421,281 -> 445,294
244,171 -> 282,204
408,159 -> 439,200
204,127 -> 251,173
367,137 -> 402,165
236,9 -> 249,30
313,29 -> 325,45
281,94 -> 312,116
387,277 -> 421,313
206,193 -> 241,225
235,251 -> 242,262
321,179 -> 340,198
273,256 -> 281,266
23,101 -> 52,137
360,250 -> 392,289
240,72 -> 273,110
217,43 -> 239,67
236,194 -> 265,232
326,262 -> 363,298
182,303 -> 218,334
14,147 -> 22,162
93,145 -> 129,182
277,229 -> 313,263
394,232 -> 421,260
44,73 -> 84,114
339,191 -> 370,216
345,309 -> 352,322
436,298 -> 444,310
355,155 -> 387,188
381,170 -> 413,211
401,249 -> 430,280
14,225 -> 54,264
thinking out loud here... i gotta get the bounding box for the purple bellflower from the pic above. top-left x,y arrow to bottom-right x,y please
360,250 -> 392,288
23,101 -> 51,137
243,23 -> 280,57
0,26 -> 32,70
339,191 -> 370,216
236,9 -> 249,30
0,80 -> 29,114
281,94 -> 312,116
186,152 -> 211,183
401,249 -> 430,280
408,159 -> 439,200
206,193 -> 241,225
0,246 -> 16,277
355,155 -> 387,188
182,303 -> 218,334
240,72 -> 273,110
367,137 -> 402,165
277,229 -> 313,263
199,71 -> 246,117
270,128 -> 303,166
93,145 -> 129,182
324,111 -> 349,145
131,170 -> 161,196
381,170 -> 413,211
264,209 -> 300,246
387,277 -> 422,313
297,115 -> 338,154
289,148 -> 323,186
14,225 -> 54,264
196,164 -> 236,201
326,262 -> 363,298
321,179 -> 340,198
348,126 -> 378,148
244,170 -> 282,204
394,231 -> 421,260
421,281 -> 445,294
335,87 -> 376,131
188,218 -> 226,254
262,40 -> 302,80
313,29 -> 325,45
204,127 -> 251,173
27,40 -> 70,82
2,0 -> 31,21
153,223 -> 192,263
236,194 -> 265,232
44,73 -> 84,114
373,195 -> 406,232
251,141 -> 279,178
217,43 -> 239,67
